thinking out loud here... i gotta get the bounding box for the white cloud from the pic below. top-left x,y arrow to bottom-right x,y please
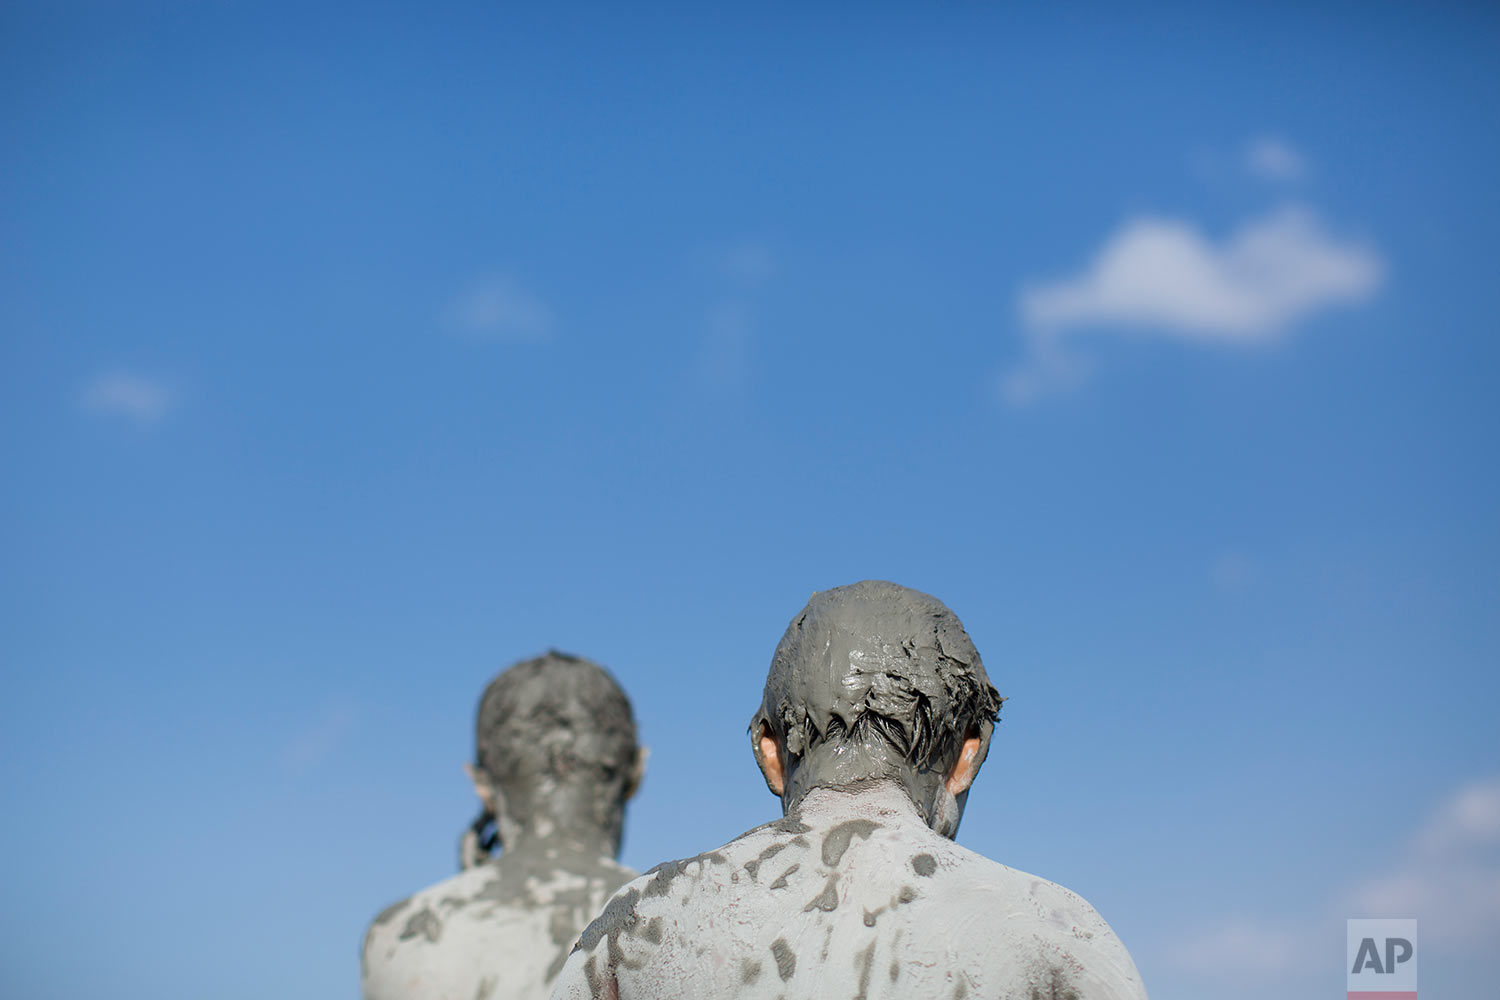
1350,777 -> 1500,950
447,275 -> 555,340
1004,206 -> 1383,403
81,372 -> 173,425
1022,207 -> 1380,340
1246,137 -> 1308,181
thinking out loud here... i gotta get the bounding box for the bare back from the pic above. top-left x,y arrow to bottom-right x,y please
364,843 -> 635,1000
551,783 -> 1146,1000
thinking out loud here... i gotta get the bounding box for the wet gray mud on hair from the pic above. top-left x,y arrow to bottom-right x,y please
750,580 -> 1003,837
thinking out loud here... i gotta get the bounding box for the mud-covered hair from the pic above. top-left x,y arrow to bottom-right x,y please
751,580 -> 1004,780
463,651 -> 639,867
475,650 -> 638,790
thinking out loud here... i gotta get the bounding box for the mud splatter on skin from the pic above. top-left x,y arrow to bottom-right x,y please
911,853 -> 937,876
770,938 -> 797,981
741,958 -> 763,983
821,819 -> 880,866
472,975 -> 497,1000
803,873 -> 841,912
1028,963 -> 1081,1000
954,980 -> 969,999
853,941 -> 876,1000
399,907 -> 443,943
768,863 -> 800,890
743,840 -> 790,880
372,898 -> 410,927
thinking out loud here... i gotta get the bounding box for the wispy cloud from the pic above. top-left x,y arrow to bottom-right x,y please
1002,206 -> 1383,404
1164,776 -> 1500,994
694,302 -> 756,394
1350,776 -> 1500,949
1166,920 -> 1312,979
81,372 -> 173,425
280,704 -> 358,774
446,274 -> 555,340
717,241 -> 776,285
1246,136 -> 1309,182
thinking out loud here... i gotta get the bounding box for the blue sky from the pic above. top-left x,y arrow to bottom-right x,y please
2,2 -> 1497,998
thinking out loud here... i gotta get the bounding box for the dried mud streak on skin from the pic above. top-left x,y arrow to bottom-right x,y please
743,840 -> 789,880
853,941 -> 876,1000
472,975 -> 497,1000
911,852 -> 937,877
770,938 -> 797,981
741,958 -> 763,984
954,981 -> 968,999
821,819 -> 880,867
803,872 -> 840,912
768,863 -> 800,890
889,929 -> 903,982
372,898 -> 411,927
399,907 -> 443,943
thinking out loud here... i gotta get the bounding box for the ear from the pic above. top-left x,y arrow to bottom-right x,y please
945,735 -> 985,796
464,762 -> 496,810
625,746 -> 650,801
753,721 -> 786,797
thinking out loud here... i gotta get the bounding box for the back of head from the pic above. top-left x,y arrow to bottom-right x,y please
750,580 -> 1003,837
473,651 -> 641,856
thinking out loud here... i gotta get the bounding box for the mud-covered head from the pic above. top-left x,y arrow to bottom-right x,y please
750,581 -> 1003,838
471,651 -> 643,858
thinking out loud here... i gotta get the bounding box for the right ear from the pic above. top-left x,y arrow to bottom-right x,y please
625,746 -> 650,801
752,721 -> 786,797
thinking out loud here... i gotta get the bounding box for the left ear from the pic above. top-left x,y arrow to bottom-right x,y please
625,746 -> 650,801
945,734 -> 986,796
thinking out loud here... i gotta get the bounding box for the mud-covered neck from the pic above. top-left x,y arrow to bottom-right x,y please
494,779 -> 627,858
790,777 -> 934,828
781,738 -> 967,839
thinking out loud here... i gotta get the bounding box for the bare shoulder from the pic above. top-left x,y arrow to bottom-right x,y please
365,852 -> 637,1000
923,844 -> 1148,1000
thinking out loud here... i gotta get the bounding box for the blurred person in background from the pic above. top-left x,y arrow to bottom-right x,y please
363,651 -> 647,1000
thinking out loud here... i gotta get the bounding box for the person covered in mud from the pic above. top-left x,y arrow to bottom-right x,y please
551,580 -> 1148,1000
363,651 -> 647,1000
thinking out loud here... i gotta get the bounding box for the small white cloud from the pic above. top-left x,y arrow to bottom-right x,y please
81,372 -> 173,425
447,275 -> 555,340
1246,137 -> 1308,182
1005,206 -> 1383,402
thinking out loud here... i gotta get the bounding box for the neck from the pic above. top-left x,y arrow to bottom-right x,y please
783,741 -> 964,838
501,822 -> 619,858
792,779 -> 929,823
